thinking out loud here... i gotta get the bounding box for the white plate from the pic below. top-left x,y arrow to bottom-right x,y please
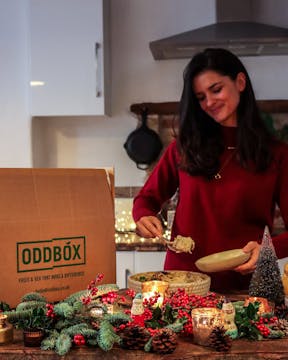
195,249 -> 251,273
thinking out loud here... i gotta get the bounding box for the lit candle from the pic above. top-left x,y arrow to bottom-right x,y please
90,307 -> 104,318
244,296 -> 274,314
191,307 -> 222,346
142,280 -> 169,308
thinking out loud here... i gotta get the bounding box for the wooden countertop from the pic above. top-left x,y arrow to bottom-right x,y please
2,330 -> 288,359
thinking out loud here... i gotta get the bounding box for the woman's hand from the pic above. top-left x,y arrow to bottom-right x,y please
234,241 -> 260,275
136,216 -> 163,239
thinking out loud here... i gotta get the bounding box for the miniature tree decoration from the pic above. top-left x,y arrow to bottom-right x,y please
249,226 -> 285,305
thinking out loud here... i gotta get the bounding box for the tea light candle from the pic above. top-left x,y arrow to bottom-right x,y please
244,297 -> 274,314
106,304 -> 114,315
191,307 -> 222,346
142,280 -> 169,308
90,307 -> 104,318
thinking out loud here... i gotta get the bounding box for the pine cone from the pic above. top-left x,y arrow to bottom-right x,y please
151,328 -> 177,354
272,319 -> 288,336
120,325 -> 150,350
275,304 -> 288,320
208,326 -> 232,352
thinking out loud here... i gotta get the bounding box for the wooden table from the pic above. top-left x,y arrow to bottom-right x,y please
1,330 -> 288,360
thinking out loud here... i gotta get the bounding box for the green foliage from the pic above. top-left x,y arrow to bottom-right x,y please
21,292 -> 47,302
103,312 -> 131,326
62,323 -> 89,336
4,309 -> 32,323
63,290 -> 89,305
54,317 -> 83,331
41,330 -> 59,350
144,337 -> 153,352
145,303 -> 187,331
53,302 -> 74,319
55,333 -> 72,356
72,300 -> 83,312
165,318 -> 185,333
97,319 -> 121,351
86,338 -> 98,346
235,302 -> 261,340
0,301 -> 10,312
16,300 -> 46,312
16,307 -> 52,331
268,329 -> 285,339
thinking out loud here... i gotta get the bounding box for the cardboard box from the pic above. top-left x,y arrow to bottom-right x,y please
0,168 -> 115,307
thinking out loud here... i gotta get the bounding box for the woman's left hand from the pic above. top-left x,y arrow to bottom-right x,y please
234,241 -> 260,275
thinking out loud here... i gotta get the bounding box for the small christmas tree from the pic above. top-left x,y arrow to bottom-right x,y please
249,226 -> 285,305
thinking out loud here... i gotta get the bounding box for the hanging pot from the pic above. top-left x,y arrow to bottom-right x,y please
124,108 -> 163,170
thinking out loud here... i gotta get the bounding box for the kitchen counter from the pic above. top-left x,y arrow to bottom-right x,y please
115,232 -> 166,251
2,330 -> 288,359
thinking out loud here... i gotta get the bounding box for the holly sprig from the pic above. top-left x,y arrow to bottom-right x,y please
235,302 -> 261,340
235,301 -> 281,340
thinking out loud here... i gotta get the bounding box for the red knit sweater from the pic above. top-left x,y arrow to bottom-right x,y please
133,127 -> 288,292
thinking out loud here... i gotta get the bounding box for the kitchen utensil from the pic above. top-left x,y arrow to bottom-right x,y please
124,108 -> 163,169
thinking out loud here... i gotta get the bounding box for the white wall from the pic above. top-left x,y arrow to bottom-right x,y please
32,0 -> 216,185
0,0 -> 31,166
32,0 -> 288,186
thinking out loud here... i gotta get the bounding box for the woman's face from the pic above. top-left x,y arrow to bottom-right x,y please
193,70 -> 246,127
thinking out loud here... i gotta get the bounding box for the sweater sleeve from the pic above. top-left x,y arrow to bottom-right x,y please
132,140 -> 179,222
272,143 -> 288,258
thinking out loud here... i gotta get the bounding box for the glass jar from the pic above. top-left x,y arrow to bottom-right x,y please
191,307 -> 222,346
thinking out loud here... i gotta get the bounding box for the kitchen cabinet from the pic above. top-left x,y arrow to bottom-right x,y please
29,0 -> 110,116
116,251 -> 166,289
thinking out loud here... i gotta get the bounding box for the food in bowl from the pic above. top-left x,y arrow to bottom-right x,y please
128,270 -> 211,296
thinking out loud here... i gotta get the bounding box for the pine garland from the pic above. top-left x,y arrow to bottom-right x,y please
53,302 -> 74,319
16,300 -> 46,312
4,309 -> 33,324
165,318 -> 185,333
97,319 -> 121,351
21,292 -> 47,302
55,333 -> 72,356
103,313 -> 131,326
54,317 -> 83,331
144,337 -> 153,352
62,323 -> 89,336
64,290 -> 90,305
72,300 -> 83,312
41,330 -> 59,351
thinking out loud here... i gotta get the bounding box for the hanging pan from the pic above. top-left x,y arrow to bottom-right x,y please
124,108 -> 163,170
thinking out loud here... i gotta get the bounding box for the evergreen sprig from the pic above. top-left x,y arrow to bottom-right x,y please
62,323 -> 89,336
21,292 -> 47,302
103,312 -> 131,326
4,309 -> 32,324
97,319 -> 121,351
55,333 -> 72,356
63,290 -> 89,305
41,330 -> 59,350
16,300 -> 46,312
53,302 -> 74,319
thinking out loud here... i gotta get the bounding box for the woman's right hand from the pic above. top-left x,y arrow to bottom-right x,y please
136,216 -> 163,239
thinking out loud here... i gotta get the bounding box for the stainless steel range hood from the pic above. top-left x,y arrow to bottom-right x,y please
149,0 -> 288,60
150,21 -> 288,59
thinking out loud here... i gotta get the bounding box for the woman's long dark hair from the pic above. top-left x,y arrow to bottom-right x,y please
177,48 -> 273,179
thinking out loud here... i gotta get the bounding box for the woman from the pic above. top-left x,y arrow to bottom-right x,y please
132,48 -> 288,292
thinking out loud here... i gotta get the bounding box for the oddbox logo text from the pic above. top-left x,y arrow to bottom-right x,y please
17,236 -> 86,272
